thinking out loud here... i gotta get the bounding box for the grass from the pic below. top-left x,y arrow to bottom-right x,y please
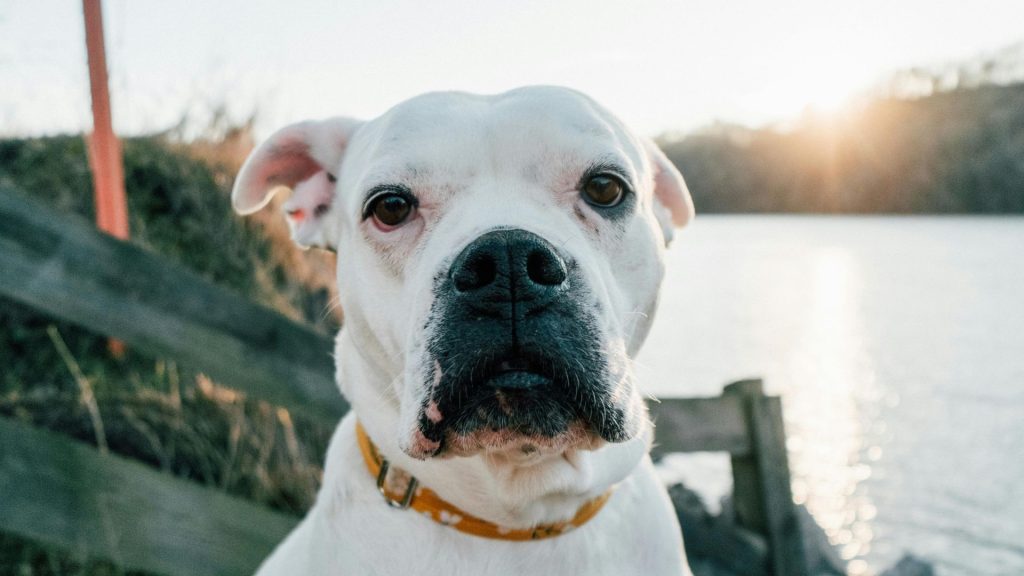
0,131 -> 340,575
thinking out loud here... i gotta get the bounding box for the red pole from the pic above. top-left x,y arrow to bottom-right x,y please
83,0 -> 129,240
83,0 -> 128,356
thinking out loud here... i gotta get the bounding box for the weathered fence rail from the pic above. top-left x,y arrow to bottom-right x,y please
0,187 -> 807,575
0,186 -> 346,422
0,417 -> 298,576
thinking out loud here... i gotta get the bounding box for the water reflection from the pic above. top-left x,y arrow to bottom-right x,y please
642,225 -> 882,574
640,216 -> 1024,576
782,247 -> 876,574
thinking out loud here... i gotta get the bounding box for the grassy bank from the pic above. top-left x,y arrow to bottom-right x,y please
0,134 -> 339,574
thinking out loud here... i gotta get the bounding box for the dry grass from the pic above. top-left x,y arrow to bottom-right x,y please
0,358 -> 331,516
0,128 -> 341,574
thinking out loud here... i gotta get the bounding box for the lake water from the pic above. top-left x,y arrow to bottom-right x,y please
638,216 -> 1024,576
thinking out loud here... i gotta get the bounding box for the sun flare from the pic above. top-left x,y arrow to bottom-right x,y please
738,27 -> 887,122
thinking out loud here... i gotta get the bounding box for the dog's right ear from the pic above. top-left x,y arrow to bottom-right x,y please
232,117 -> 363,249
642,138 -> 695,246
280,171 -> 336,249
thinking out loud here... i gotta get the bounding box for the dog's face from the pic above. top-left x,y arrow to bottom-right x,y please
233,87 -> 693,460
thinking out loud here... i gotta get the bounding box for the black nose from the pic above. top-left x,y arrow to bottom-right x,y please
450,229 -> 568,313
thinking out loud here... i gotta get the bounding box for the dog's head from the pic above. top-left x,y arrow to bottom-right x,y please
233,86 -> 692,460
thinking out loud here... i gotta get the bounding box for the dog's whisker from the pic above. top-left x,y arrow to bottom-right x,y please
320,296 -> 343,322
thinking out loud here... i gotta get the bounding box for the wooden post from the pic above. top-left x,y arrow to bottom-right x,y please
83,0 -> 129,355
83,0 -> 128,240
724,379 -> 808,576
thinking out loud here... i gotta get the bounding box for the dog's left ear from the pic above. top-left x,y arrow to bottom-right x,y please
643,139 -> 695,244
281,172 -> 336,249
232,117 -> 363,249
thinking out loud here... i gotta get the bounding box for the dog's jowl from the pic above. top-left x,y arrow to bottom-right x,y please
232,86 -> 695,575
422,228 -> 633,458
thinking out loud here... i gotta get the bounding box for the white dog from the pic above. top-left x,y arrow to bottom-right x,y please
232,86 -> 695,575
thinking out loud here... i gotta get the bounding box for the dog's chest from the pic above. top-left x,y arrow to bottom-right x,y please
300,469 -> 685,574
253,421 -> 690,576
305,489 -> 683,576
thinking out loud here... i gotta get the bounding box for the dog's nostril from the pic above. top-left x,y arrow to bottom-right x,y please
526,248 -> 567,286
450,229 -> 568,297
453,251 -> 498,292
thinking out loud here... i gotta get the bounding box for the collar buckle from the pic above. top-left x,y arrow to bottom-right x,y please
376,459 -> 419,509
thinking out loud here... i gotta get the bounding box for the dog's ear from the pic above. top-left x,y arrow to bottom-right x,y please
279,171 -> 337,248
643,138 -> 694,244
232,117 -> 363,249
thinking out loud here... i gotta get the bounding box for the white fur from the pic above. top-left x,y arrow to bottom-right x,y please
232,86 -> 694,576
282,171 -> 335,248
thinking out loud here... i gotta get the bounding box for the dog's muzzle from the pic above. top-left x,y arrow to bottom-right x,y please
413,228 -> 633,458
449,228 -> 568,390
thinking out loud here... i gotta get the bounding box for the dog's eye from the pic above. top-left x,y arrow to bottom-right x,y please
582,174 -> 626,207
362,185 -> 418,231
366,192 -> 414,228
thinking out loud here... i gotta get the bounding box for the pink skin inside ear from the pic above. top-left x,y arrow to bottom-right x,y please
653,168 -> 694,227
235,136 -> 322,214
283,172 -> 334,233
642,139 -> 695,228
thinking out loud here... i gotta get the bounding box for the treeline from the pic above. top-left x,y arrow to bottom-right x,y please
659,83 -> 1024,214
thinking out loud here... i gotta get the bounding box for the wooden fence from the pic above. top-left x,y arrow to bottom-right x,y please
0,187 -> 807,575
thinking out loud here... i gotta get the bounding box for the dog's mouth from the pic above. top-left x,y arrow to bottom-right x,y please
484,355 -> 553,390
406,241 -> 640,459
406,348 -> 633,459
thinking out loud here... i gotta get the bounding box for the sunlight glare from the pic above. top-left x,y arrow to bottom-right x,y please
737,19 -> 889,122
783,248 -> 879,572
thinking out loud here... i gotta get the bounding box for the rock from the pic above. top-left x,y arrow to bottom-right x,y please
880,554 -> 936,576
668,480 -> 934,576
669,483 -> 769,576
669,482 -> 846,576
796,504 -> 846,575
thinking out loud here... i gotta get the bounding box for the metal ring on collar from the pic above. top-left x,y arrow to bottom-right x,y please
376,459 -> 419,509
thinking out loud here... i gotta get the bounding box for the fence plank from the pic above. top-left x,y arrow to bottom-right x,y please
751,395 -> 808,576
648,396 -> 751,457
0,187 -> 346,421
724,380 -> 808,576
0,416 -> 298,576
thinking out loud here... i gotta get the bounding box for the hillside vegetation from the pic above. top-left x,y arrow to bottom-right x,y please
0,135 -> 338,574
660,83 -> 1024,214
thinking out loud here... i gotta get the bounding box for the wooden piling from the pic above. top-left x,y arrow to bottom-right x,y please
725,379 -> 808,576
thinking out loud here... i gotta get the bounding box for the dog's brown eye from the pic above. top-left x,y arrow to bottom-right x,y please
583,174 -> 626,207
370,193 -> 413,227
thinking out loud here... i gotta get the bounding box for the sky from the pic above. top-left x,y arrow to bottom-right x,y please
2,0 -> 1023,139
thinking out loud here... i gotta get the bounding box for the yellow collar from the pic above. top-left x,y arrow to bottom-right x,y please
355,421 -> 614,541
